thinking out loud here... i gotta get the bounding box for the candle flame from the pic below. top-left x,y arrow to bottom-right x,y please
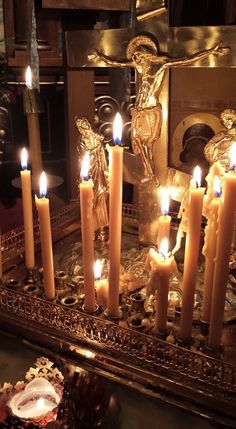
26,66 -> 32,89
193,165 -> 201,188
36,398 -> 45,409
113,112 -> 122,145
94,259 -> 102,280
21,147 -> 28,170
80,152 -> 90,180
229,141 -> 236,170
213,176 -> 221,197
39,171 -> 47,198
161,189 -> 169,215
159,238 -> 169,259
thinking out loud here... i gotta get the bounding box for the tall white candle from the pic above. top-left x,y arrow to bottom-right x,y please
108,113 -> 123,317
35,172 -> 55,300
179,166 -> 205,342
79,152 -> 96,312
20,148 -> 35,269
208,143 -> 236,348
202,176 -> 221,322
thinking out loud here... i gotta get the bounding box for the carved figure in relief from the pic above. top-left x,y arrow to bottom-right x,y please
76,117 -> 108,230
204,108 -> 236,168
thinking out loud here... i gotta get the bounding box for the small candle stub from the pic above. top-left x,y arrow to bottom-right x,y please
8,378 -> 60,420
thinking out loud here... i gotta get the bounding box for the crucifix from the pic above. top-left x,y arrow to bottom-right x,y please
65,4 -> 236,243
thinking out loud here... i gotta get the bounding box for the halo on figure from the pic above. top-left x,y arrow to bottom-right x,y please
126,35 -> 158,60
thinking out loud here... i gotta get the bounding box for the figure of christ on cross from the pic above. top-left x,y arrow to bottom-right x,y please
89,36 -> 229,183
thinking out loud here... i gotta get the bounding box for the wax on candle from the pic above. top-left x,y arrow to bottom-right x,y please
80,152 -> 96,312
25,66 -> 43,179
208,142 -> 236,348
35,172 -> 55,300
157,189 -> 171,249
202,176 -> 221,322
179,166 -> 205,342
20,148 -> 35,269
108,113 -> 123,317
146,240 -> 176,333
94,259 -> 108,308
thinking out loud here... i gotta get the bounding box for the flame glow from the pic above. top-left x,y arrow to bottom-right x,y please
113,112 -> 122,145
36,398 -> 45,409
80,152 -> 90,180
161,189 -> 169,215
213,176 -> 221,197
39,171 -> 47,198
26,66 -> 32,89
21,147 -> 28,170
94,259 -> 102,280
229,141 -> 236,170
159,238 -> 169,260
193,165 -> 201,188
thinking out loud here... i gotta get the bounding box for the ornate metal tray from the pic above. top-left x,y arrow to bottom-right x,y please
1,202 -> 236,428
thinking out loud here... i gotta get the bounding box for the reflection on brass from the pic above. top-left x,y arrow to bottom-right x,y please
204,109 -> 236,168
137,7 -> 166,21
76,118 -> 108,230
138,181 -> 160,244
89,38 -> 229,182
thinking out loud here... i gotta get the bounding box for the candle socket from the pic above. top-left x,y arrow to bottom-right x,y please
130,291 -> 146,314
104,307 -> 123,321
127,314 -> 146,330
23,284 -> 41,296
23,88 -> 44,114
5,278 -> 21,289
26,266 -> 39,284
55,270 -> 68,290
61,295 -> 79,308
82,303 -> 99,315
204,343 -> 224,359
152,326 -> 170,340
199,319 -> 210,334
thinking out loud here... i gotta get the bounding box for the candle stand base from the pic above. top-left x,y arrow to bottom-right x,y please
1,202 -> 236,428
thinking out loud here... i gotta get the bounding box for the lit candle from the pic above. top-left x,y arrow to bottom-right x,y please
208,143 -> 236,348
157,189 -> 171,249
8,378 -> 60,420
108,112 -> 123,317
94,259 -> 108,309
35,172 -> 55,300
147,240 -> 177,334
202,176 -> 221,322
179,166 -> 205,342
20,148 -> 35,269
24,66 -> 43,180
80,152 -> 96,312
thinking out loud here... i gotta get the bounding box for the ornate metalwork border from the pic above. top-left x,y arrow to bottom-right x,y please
0,286 -> 235,397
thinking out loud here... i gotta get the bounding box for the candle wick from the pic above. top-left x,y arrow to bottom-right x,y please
114,138 -> 121,146
81,175 -> 90,182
